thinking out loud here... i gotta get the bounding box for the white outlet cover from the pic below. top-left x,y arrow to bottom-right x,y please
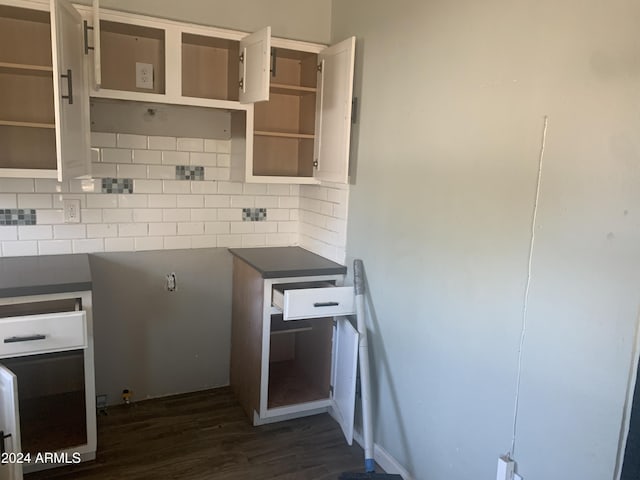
136,62 -> 154,89
63,199 -> 81,223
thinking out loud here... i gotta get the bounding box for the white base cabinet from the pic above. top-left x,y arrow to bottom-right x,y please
230,256 -> 358,444
0,291 -> 96,480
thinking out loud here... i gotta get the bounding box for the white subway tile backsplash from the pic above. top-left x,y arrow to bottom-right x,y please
204,167 -> 230,181
177,222 -> 204,236
38,240 -> 72,255
135,236 -> 164,251
162,209 -> 190,222
0,179 -> 34,193
2,240 -> 38,256
164,236 -> 192,250
230,222 -> 254,234
148,136 -> 176,151
118,223 -> 148,237
177,195 -> 204,208
0,194 -> 17,209
148,165 -> 176,180
117,194 -> 148,208
36,209 -> 64,225
117,164 -> 148,179
267,184 -> 290,196
204,195 -> 229,208
87,223 -> 118,238
134,179 -> 162,194
35,179 -> 67,193
177,137 -> 204,152
190,181 -> 217,194
217,209 -> 241,221
230,195 -> 254,208
117,134 -> 147,149
204,222 -> 230,235
133,209 -> 162,223
0,131 -> 349,257
103,209 -> 133,223
216,234 -> 242,247
242,234 -> 266,247
18,225 -> 52,240
216,154 -> 231,167
105,237 -> 135,252
253,222 -> 278,233
102,148 -> 132,164
149,223 -> 176,236
72,238 -> 105,253
80,209 -> 103,223
191,235 -> 217,248
54,224 -> 86,240
190,152 -> 217,166
161,151 -> 189,165
163,180 -> 191,194
91,132 -> 117,147
91,163 -> 118,178
190,209 -> 217,221
148,194 -> 177,208
217,182 -> 243,195
133,149 -> 162,165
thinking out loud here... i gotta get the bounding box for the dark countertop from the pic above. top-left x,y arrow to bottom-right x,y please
229,247 -> 346,278
0,254 -> 92,298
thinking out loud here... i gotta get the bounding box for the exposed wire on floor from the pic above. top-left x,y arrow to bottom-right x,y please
509,115 -> 549,459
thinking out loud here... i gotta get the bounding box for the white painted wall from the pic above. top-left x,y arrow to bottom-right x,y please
332,1 -> 640,479
74,0 -> 332,44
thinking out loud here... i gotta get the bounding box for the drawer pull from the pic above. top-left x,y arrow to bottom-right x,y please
4,334 -> 46,344
313,301 -> 340,308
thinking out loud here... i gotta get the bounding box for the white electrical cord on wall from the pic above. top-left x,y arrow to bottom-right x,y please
509,115 -> 549,459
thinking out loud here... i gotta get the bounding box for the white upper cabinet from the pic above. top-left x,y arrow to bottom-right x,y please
50,0 -> 91,181
314,37 -> 356,185
0,0 -> 90,180
0,364 -> 22,480
239,26 -> 271,103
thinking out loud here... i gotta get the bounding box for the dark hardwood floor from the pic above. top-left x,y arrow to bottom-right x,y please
25,387 -> 370,480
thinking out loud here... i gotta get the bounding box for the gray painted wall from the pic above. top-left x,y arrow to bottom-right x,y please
89,248 -> 232,405
75,0 -> 332,44
332,1 -> 640,479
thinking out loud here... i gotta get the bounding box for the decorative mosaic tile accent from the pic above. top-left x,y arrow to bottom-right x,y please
0,209 -> 36,226
242,208 -> 267,222
101,178 -> 133,194
175,166 -> 204,181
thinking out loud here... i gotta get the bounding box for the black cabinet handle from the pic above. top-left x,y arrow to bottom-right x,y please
61,69 -> 73,104
0,430 -> 11,455
4,334 -> 46,344
313,302 -> 339,308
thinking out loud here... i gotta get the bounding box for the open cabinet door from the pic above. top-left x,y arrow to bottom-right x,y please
91,0 -> 101,89
330,316 -> 359,445
51,0 -> 91,181
314,37 -> 356,184
239,26 -> 271,103
0,365 -> 22,480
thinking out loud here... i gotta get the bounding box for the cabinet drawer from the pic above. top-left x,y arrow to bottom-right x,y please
273,285 -> 355,321
0,311 -> 87,358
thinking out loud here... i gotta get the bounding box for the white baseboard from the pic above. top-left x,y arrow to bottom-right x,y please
352,428 -> 414,480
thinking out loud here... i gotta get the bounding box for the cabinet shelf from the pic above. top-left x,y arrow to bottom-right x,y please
255,130 -> 315,139
0,62 -> 53,75
0,120 -> 55,129
270,83 -> 316,96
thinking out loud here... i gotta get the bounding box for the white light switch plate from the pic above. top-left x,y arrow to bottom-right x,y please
63,199 -> 81,223
136,62 -> 154,89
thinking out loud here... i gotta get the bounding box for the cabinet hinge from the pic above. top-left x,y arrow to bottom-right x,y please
313,159 -> 319,169
329,385 -> 334,396
317,63 -> 322,72
351,97 -> 358,124
239,52 -> 244,63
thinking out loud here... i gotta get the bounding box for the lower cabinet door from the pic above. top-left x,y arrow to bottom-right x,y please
330,316 -> 359,445
0,364 -> 22,480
